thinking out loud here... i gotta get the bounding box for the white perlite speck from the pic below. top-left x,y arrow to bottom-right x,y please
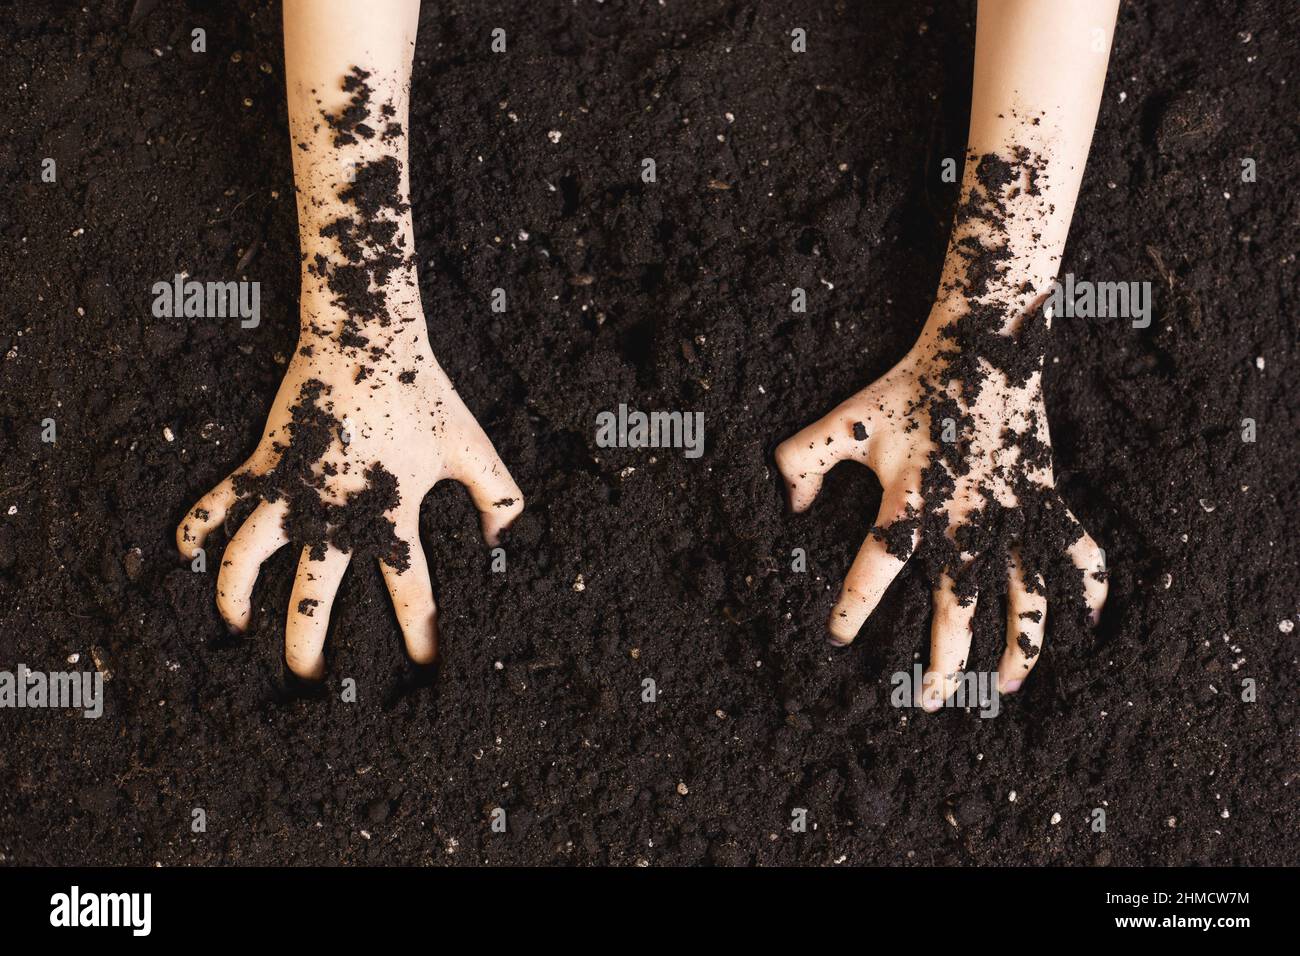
1050,812 -> 1061,825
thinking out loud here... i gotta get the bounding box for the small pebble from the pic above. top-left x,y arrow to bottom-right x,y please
1050,812 -> 1061,825
123,547 -> 144,582
163,426 -> 175,442
90,646 -> 114,681
1280,620 -> 1295,634
547,130 -> 562,144
572,574 -> 585,592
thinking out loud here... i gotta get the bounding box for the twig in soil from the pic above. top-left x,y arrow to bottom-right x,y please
206,192 -> 257,225
0,479 -> 33,498
236,238 -> 263,274
1145,245 -> 1176,291
128,0 -> 161,27
1145,244 -> 1202,332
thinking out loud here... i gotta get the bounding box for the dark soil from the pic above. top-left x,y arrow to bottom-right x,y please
1,0 -> 1296,866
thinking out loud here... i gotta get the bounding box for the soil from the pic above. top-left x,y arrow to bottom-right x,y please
0,0 -> 1296,866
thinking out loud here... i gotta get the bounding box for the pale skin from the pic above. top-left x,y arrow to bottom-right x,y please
176,0 -> 522,679
178,1 -> 1111,695
776,0 -> 1118,710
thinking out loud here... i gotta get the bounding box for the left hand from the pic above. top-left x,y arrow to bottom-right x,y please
775,304 -> 1107,709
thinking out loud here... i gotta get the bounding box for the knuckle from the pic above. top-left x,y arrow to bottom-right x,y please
774,439 -> 798,473
284,647 -> 319,676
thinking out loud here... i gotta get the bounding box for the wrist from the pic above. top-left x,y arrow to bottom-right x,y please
923,263 -> 1057,340
298,283 -> 429,354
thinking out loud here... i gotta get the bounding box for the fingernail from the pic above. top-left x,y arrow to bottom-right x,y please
1002,679 -> 1022,694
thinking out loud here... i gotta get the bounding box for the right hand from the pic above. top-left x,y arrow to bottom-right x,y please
176,296 -> 523,679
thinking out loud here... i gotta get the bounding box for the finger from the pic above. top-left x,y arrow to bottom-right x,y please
923,573 -> 978,713
827,485 -> 921,645
215,499 -> 290,633
380,521 -> 438,666
452,446 -> 524,546
177,476 -> 239,559
285,544 -> 352,680
1066,511 -> 1108,625
999,549 -> 1047,693
774,403 -> 872,513
176,448 -> 275,558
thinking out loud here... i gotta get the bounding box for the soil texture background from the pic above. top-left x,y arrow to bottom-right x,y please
1,0 -> 1297,865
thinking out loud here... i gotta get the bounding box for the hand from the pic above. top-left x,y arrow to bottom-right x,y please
775,302 -> 1106,710
176,294 -> 523,679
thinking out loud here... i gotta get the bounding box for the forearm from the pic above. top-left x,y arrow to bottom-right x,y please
283,0 -> 423,339
933,0 -> 1119,332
